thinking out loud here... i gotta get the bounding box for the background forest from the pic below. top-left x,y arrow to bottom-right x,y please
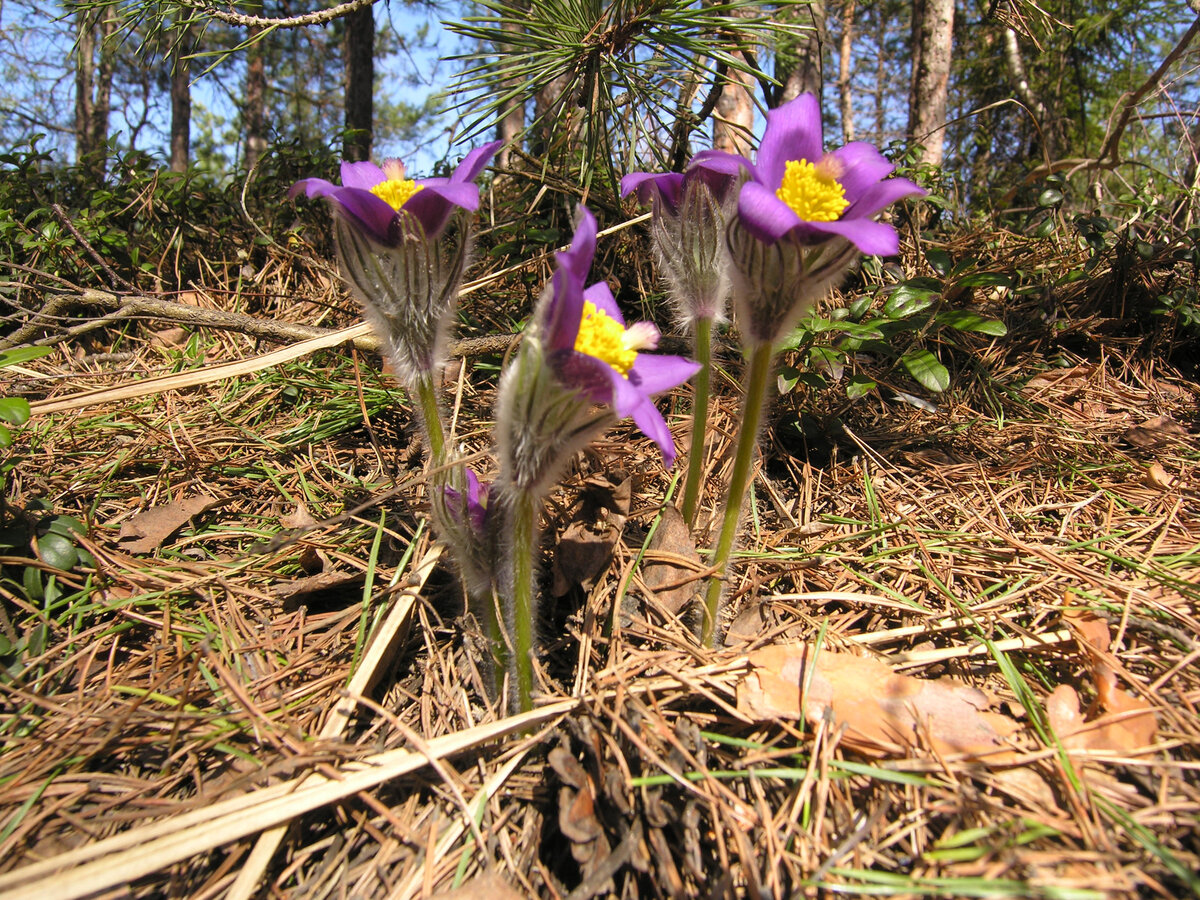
1,0 -> 1199,898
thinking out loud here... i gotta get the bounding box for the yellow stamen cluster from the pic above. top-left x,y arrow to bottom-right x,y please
575,300 -> 639,377
776,159 -> 849,222
370,177 -> 424,211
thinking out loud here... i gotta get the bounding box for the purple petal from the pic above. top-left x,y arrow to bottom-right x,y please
691,149 -> 755,180
845,176 -> 926,219
330,187 -> 401,245
289,177 -> 338,201
628,354 -> 702,396
805,217 -> 901,256
403,181 -> 480,238
544,267 -> 584,355
737,181 -> 803,242
583,282 -> 624,325
612,377 -> 677,465
451,140 -> 503,183
558,207 -> 597,282
341,160 -> 387,191
830,142 -> 896,202
621,171 -> 683,211
757,94 -> 824,188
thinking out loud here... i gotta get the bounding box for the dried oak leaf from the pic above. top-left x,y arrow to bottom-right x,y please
551,473 -> 630,597
640,505 -> 705,616
1054,610 -> 1158,752
1122,416 -> 1190,450
116,494 -> 221,554
737,643 -> 1022,761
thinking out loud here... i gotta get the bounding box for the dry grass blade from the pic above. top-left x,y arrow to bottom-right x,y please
0,699 -> 579,900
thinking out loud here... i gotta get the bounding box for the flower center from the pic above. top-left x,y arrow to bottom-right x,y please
370,177 -> 423,211
574,301 -> 658,378
776,159 -> 848,222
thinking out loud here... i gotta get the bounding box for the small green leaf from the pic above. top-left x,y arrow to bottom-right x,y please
0,346 -> 52,368
1034,217 -> 1057,238
1038,188 -> 1064,207
901,349 -> 950,392
882,278 -> 941,318
925,247 -> 953,275
37,532 -> 79,572
807,346 -> 844,382
955,271 -> 1012,289
0,398 -> 31,427
846,375 -> 876,399
846,296 -> 872,320
936,311 -> 1008,336
0,423 -> 10,449
777,365 -> 801,394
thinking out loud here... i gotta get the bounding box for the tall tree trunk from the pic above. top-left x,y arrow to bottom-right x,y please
243,6 -> 267,171
343,0 -> 374,162
74,5 -> 114,172
775,0 -> 826,107
74,10 -> 96,162
837,0 -> 856,143
495,15 -> 526,167
907,0 -> 955,168
169,24 -> 193,173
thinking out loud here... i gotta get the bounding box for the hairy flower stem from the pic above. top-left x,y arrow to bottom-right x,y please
680,316 -> 713,523
508,489 -> 539,712
414,374 -> 447,463
702,339 -> 774,646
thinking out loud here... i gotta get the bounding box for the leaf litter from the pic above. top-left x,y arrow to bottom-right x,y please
0,221 -> 1198,898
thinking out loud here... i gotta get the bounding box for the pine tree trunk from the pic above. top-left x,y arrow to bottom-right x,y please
344,1 -> 374,162
907,0 -> 955,168
837,0 -> 856,143
495,15 -> 526,167
775,0 -> 826,106
169,24 -> 193,173
243,9 -> 267,171
713,56 -> 754,155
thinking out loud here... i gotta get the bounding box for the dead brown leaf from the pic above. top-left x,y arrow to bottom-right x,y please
1056,611 -> 1158,752
1144,462 -> 1172,490
737,643 -> 1022,761
429,872 -> 524,900
115,494 -> 221,554
640,505 -> 704,616
551,473 -> 631,597
272,570 -> 366,607
549,745 -> 613,890
1122,416 -> 1190,450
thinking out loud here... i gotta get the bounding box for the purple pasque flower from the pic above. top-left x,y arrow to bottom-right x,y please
693,93 -> 924,257
290,141 -> 502,245
621,164 -> 737,328
443,467 -> 490,536
619,162 -> 737,215
539,208 -> 701,465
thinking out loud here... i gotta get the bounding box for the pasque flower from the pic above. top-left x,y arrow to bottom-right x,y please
694,94 -> 924,257
620,165 -> 736,328
528,206 -> 701,469
621,161 -> 738,521
493,206 -> 699,711
691,93 -> 926,346
290,142 -> 502,459
290,141 -> 503,246
691,94 -> 925,646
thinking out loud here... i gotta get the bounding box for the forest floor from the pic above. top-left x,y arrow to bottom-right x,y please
1,209 -> 1198,899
